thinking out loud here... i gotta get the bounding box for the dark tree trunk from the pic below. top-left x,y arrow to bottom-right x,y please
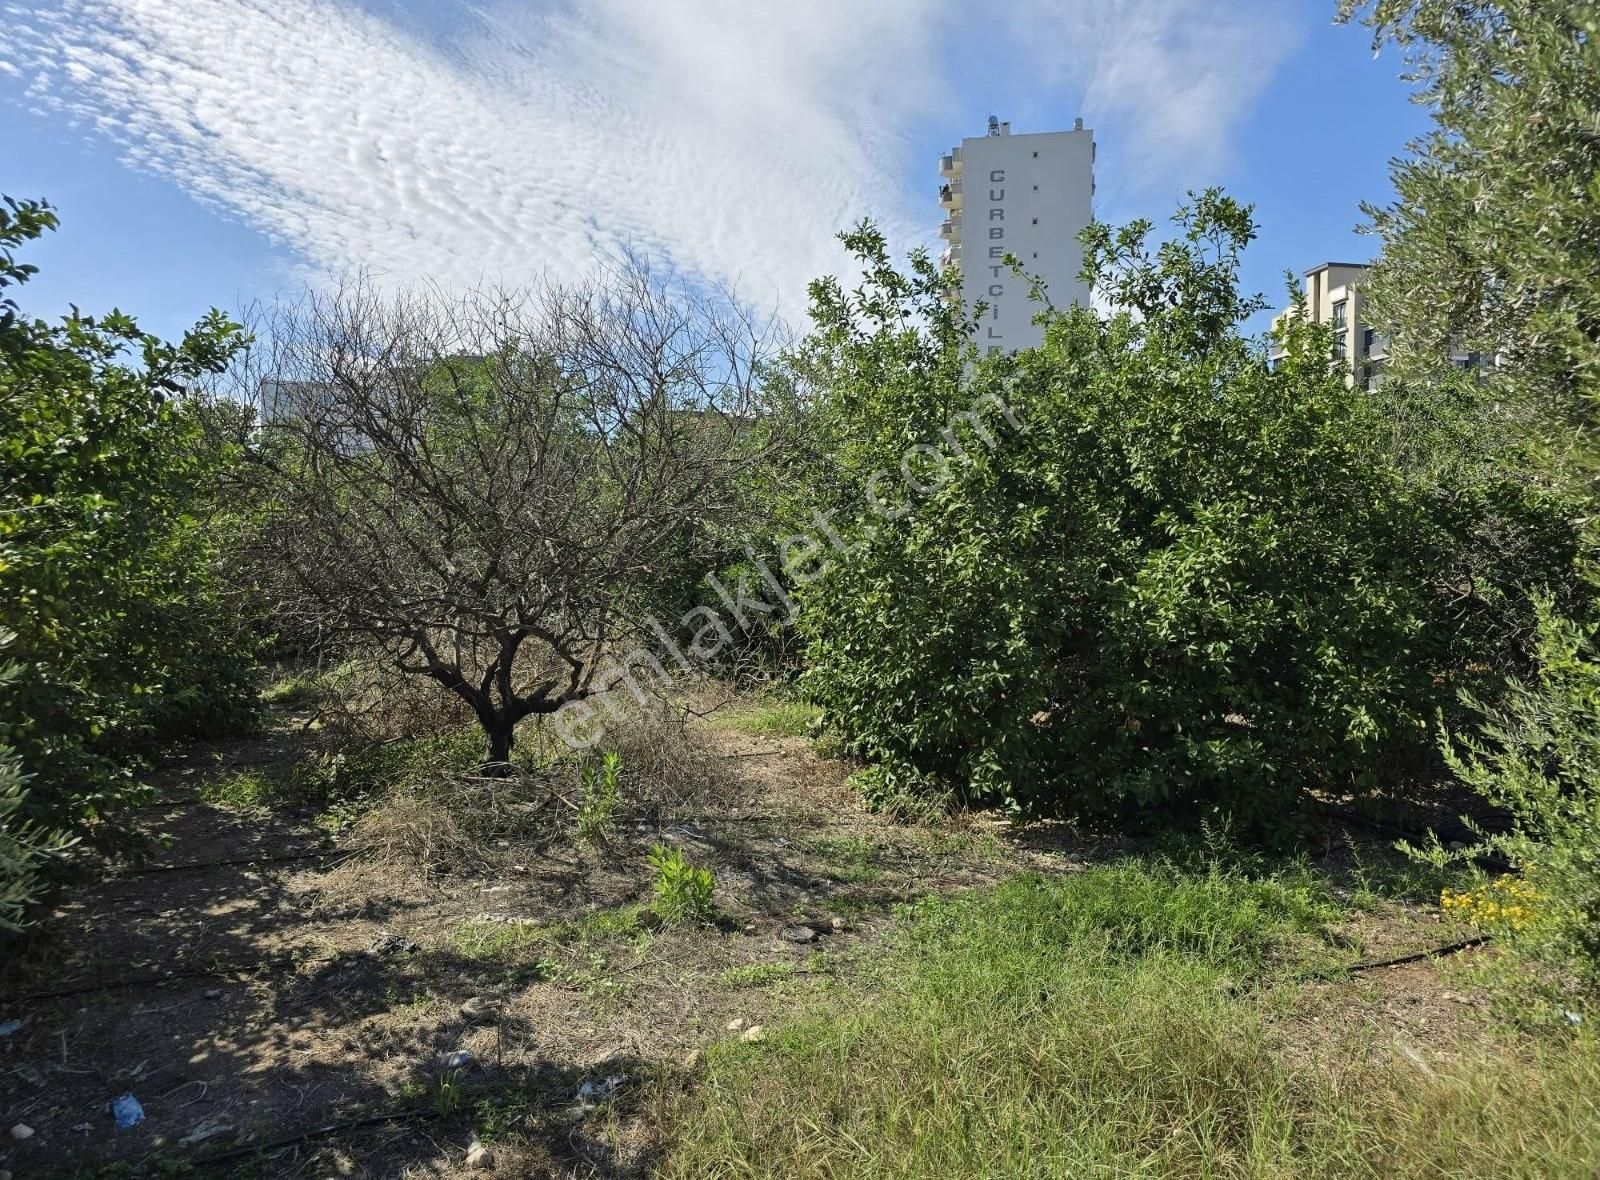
482,715 -> 516,776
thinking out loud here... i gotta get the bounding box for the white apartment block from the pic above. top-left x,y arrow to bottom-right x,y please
939,116 -> 1095,352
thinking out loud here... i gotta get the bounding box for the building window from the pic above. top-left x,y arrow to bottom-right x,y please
1331,299 -> 1349,364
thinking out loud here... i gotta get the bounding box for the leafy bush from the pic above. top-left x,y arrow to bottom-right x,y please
0,742 -> 71,933
0,196 -> 256,837
648,842 -> 716,925
0,632 -> 71,932
576,751 -> 622,843
794,192 -> 1573,832
1425,601 -> 1600,1002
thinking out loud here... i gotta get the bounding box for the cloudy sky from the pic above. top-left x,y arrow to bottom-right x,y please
1,0 -> 1426,339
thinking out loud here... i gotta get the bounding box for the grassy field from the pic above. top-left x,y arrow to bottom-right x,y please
656,860 -> 1600,1179
6,687 -> 1598,1178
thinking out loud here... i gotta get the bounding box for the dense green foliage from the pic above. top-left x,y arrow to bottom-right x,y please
662,859 -> 1600,1178
1430,604 -> 1600,1002
0,630 -> 71,932
1341,3 -> 1600,990
0,197 -> 256,839
1340,0 -> 1600,499
795,193 -> 1572,829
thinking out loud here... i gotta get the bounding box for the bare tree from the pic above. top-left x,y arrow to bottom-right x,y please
229,260 -> 789,770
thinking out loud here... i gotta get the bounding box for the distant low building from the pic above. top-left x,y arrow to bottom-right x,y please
1270,261 -> 1485,390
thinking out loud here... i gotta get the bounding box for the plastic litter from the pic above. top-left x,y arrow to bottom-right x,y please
1563,1010 -> 1585,1027
574,1073 -> 625,1110
110,1093 -> 144,1130
437,1049 -> 474,1070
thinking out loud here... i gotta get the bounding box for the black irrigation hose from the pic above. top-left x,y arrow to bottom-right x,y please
14,953 -> 348,1003
1338,935 -> 1493,977
191,1107 -> 440,1168
122,846 -> 369,875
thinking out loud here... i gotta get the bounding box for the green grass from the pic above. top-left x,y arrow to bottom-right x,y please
719,961 -> 799,989
454,904 -> 648,961
198,768 -> 282,811
656,859 -> 1600,1179
720,698 -> 822,739
261,671 -> 322,708
807,835 -> 883,883
453,919 -> 555,961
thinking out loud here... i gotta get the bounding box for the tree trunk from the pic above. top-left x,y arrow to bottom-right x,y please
482,716 -> 516,776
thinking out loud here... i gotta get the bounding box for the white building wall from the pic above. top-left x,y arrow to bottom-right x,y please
946,124 -> 1094,352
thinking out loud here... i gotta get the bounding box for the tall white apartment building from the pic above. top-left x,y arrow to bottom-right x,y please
939,116 -> 1096,352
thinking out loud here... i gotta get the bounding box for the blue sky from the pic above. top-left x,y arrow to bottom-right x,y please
1,0 -> 1428,343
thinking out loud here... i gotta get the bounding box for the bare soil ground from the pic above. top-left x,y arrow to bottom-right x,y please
0,710 -> 1486,1179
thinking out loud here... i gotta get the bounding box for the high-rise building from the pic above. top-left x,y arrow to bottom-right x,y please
939,116 -> 1095,352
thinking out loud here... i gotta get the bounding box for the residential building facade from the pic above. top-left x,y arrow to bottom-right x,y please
940,116 -> 1095,352
1268,262 -> 1390,389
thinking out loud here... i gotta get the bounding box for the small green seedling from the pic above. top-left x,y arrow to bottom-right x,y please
648,842 -> 716,925
576,750 -> 622,843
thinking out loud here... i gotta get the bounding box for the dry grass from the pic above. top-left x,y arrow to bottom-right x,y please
352,771 -> 563,873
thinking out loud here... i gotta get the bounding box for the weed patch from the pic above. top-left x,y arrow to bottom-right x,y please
719,961 -> 798,989
656,859 -> 1600,1178
720,699 -> 822,739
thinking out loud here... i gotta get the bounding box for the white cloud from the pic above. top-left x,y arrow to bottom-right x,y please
0,0 -> 1301,312
997,0 -> 1300,189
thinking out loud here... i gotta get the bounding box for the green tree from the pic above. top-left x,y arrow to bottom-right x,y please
0,196 -> 255,837
1338,0 -> 1600,501
1340,3 -> 1600,992
795,192 -> 1574,832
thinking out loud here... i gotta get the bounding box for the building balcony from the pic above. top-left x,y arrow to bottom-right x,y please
939,218 -> 961,243
940,244 -> 962,269
938,181 -> 962,210
939,147 -> 963,179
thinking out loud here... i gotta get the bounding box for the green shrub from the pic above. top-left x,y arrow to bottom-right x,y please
1427,600 -> 1600,1004
648,842 -> 716,925
794,193 -> 1572,832
576,751 -> 622,843
0,635 -> 72,932
0,743 -> 71,933
0,196 -> 256,839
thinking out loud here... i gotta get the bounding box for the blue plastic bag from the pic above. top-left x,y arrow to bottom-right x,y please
110,1092 -> 144,1130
